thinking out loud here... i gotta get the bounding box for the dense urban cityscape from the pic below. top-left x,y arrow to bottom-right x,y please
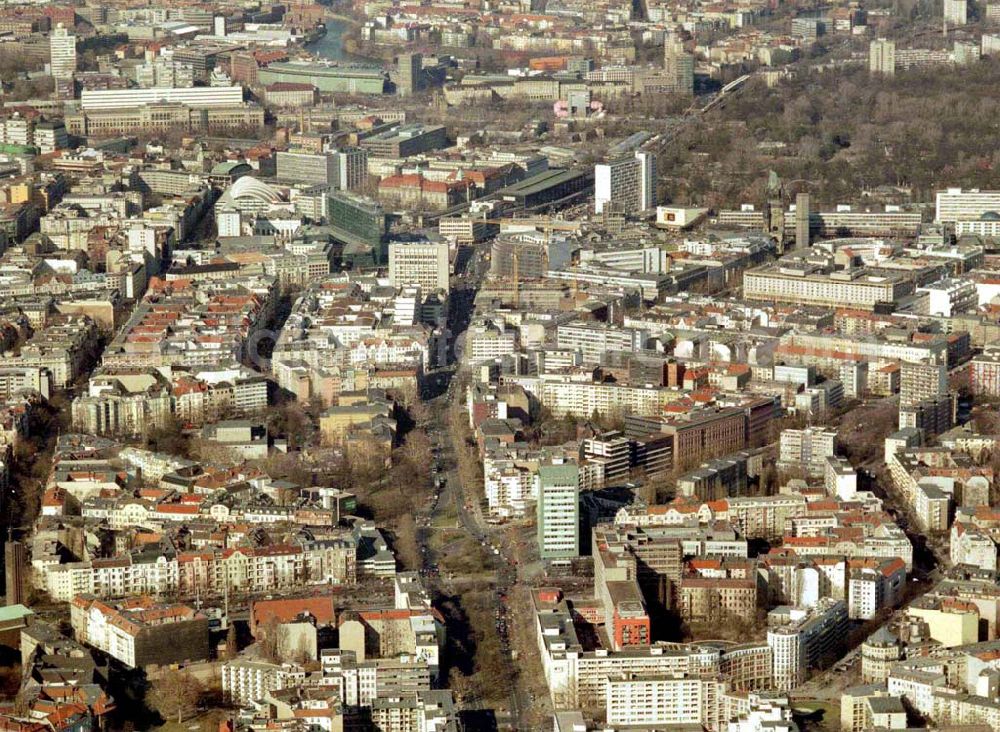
0,0 -> 999,731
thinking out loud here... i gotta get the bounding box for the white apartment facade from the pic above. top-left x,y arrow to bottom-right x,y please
606,674 -> 722,728
555,323 -> 647,365
778,428 -> 837,477
222,660 -> 306,705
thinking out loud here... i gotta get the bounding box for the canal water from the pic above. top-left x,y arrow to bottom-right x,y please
303,17 -> 377,63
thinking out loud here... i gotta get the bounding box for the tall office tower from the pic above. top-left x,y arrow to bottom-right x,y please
595,157 -> 638,215
900,362 -> 948,408
595,151 -> 656,214
537,463 -> 580,561
635,151 -> 656,211
4,540 -> 25,606
944,0 -> 968,25
795,192 -> 811,249
276,148 -> 367,190
663,36 -> 694,95
332,148 -> 368,191
277,151 -> 338,186
764,171 -> 786,248
397,53 -> 423,97
388,240 -> 450,294
50,23 -> 77,80
869,38 -> 896,76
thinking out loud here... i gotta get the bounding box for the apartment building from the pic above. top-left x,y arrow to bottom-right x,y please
714,495 -> 809,541
818,456 -> 854,502
841,687 -> 907,732
595,521 -> 745,613
440,214 -> 497,244
869,38 -> 896,75
535,597 -> 724,709
134,60 -> 195,88
900,361 -> 948,407
918,277 -> 977,317
950,514 -> 1000,571
861,627 -> 903,684
969,352 -> 1000,397
778,428 -> 837,477
776,331 -> 951,371
12,315 -> 99,389
222,660 -> 306,705
847,558 -> 907,620
320,649 -> 433,706
678,577 -> 759,625
556,322 -> 647,366
467,321 -> 518,365
71,385 -> 173,437
70,595 -> 210,669
944,0 -> 968,25
319,389 -> 397,447
102,277 -> 277,371
0,367 -> 51,400
530,378 -> 674,419
767,600 -> 848,691
605,673 -> 723,728
40,538 -> 358,602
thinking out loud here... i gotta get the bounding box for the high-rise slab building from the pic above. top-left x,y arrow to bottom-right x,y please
635,151 -> 656,212
397,53 -> 423,97
537,463 -> 580,561
277,149 -> 368,190
662,37 -> 694,95
869,38 -> 896,76
595,151 -> 656,215
50,23 -> 77,80
795,192 -> 811,249
899,362 -> 948,408
4,540 -> 25,606
944,0 -> 968,25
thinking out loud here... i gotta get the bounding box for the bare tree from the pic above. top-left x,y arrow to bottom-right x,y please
394,514 -> 421,571
147,672 -> 203,724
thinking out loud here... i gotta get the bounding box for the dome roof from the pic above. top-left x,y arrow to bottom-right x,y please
980,211 -> 1000,221
226,176 -> 282,204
